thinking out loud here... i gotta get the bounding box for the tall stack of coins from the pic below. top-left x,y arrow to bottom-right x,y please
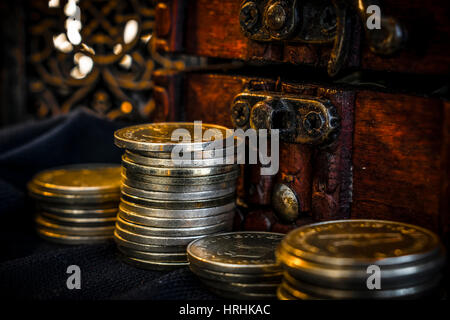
276,220 -> 446,300
113,123 -> 239,270
187,232 -> 284,299
28,164 -> 121,244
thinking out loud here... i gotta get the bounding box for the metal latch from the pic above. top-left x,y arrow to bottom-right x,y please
230,91 -> 339,145
239,0 -> 407,76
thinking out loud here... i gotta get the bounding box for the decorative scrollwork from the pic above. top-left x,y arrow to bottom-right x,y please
28,0 -> 173,121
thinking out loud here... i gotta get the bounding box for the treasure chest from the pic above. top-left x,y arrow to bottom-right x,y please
150,0 -> 450,247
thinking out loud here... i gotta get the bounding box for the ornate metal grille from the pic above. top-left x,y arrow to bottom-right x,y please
28,0 -> 165,121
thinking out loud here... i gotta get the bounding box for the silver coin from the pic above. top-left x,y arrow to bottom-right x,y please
37,227 -> 112,245
115,224 -> 225,246
121,183 -> 236,201
123,155 -> 237,177
125,150 -> 237,168
39,211 -> 116,227
188,263 -> 282,284
116,215 -> 233,237
117,245 -> 188,262
187,232 -> 284,274
122,176 -> 236,193
118,208 -> 234,228
281,219 -> 443,267
36,215 -> 114,236
121,192 -> 236,210
207,287 -> 276,300
277,246 -> 446,290
118,253 -> 189,271
119,199 -> 235,218
114,122 -> 234,152
134,141 -> 240,159
123,167 -> 240,186
29,163 -> 121,195
113,230 -> 186,253
199,278 -> 278,294
283,271 -> 442,299
29,182 -> 120,205
38,204 -> 118,218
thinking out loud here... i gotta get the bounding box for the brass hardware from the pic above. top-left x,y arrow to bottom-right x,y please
230,91 -> 339,145
239,0 -> 407,76
272,183 -> 299,222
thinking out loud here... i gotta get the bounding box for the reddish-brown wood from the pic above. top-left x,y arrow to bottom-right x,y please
351,92 -> 444,233
152,69 -> 182,121
180,72 -> 448,237
155,0 -> 186,52
158,0 -> 450,75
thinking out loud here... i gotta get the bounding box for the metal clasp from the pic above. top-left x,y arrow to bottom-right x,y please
230,91 -> 339,145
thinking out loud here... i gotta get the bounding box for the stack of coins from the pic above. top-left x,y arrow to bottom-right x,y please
28,164 -> 121,244
187,232 -> 284,299
113,122 -> 239,270
276,220 -> 446,300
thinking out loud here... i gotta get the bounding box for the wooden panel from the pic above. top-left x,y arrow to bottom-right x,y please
181,72 -> 448,236
159,0 -> 450,75
351,92 -> 444,233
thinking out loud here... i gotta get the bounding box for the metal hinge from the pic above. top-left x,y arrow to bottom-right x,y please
239,0 -> 407,76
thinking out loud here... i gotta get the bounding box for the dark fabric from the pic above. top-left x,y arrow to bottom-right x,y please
0,108 -> 217,300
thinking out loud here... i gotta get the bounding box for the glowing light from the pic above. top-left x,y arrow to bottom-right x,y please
119,55 -> 132,69
79,56 -> 93,74
113,44 -> 123,55
121,101 -> 133,113
71,53 -> 93,79
66,19 -> 82,45
53,33 -> 73,53
64,0 -> 79,16
48,0 -> 60,8
124,20 -> 138,44
141,34 -> 152,43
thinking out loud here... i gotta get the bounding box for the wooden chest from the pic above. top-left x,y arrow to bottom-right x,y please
151,0 -> 450,246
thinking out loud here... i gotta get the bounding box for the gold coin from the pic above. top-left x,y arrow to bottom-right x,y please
30,164 -> 121,195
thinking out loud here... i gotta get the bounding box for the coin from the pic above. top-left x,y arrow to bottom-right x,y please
282,271 -> 441,299
119,199 -> 235,218
188,264 -> 282,284
134,141 -> 240,159
123,168 -> 239,186
121,183 -> 236,201
121,193 -> 235,210
29,164 -> 121,195
40,211 -> 116,226
281,220 -> 443,267
122,175 -> 236,193
113,230 -> 186,253
277,285 -> 301,300
38,204 -> 118,218
116,215 -> 233,237
36,215 -> 114,236
276,245 -> 446,289
114,122 -> 234,152
123,155 -> 237,177
198,278 -> 278,294
37,227 -> 112,245
279,281 -> 320,300
206,287 -> 276,300
125,150 -> 236,168
117,245 -> 187,262
29,182 -> 120,205
187,232 -> 284,274
118,208 -> 234,228
115,224 -> 224,246
118,253 -> 189,271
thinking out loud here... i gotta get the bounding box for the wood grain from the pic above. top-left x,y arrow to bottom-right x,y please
351,92 -> 444,232
161,0 -> 450,75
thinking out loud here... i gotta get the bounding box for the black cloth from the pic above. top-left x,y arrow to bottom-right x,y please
0,108 -> 217,299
